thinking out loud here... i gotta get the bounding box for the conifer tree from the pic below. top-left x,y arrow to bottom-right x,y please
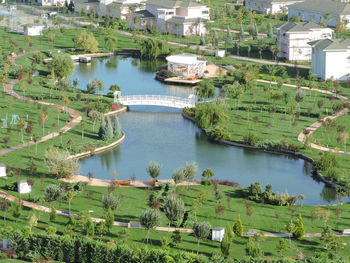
233,214 -> 243,236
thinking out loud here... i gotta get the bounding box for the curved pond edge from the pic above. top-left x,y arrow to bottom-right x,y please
68,132 -> 126,160
68,106 -> 128,160
181,112 -> 339,189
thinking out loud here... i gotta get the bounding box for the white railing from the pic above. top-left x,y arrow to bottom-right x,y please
115,95 -> 196,109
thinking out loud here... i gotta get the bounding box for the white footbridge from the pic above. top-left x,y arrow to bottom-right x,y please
114,92 -> 196,109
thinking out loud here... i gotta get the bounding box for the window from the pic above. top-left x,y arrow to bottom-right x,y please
202,10 -> 209,14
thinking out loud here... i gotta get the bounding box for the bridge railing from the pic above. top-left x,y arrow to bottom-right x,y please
115,95 -> 195,106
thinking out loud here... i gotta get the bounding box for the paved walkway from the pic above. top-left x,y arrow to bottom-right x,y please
0,53 -> 82,156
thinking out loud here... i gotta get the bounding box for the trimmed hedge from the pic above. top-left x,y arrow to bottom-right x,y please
2,231 -> 349,263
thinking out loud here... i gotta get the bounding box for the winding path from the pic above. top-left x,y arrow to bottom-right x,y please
257,79 -> 350,155
0,54 -> 82,156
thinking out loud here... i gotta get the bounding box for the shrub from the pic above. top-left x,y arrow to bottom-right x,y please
44,185 -> 63,202
111,104 -> 119,111
101,193 -> 122,211
243,133 -> 261,146
207,126 -> 230,140
314,152 -> 338,172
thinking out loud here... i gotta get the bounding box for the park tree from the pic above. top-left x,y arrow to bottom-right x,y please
66,190 -> 74,215
233,214 -> 243,236
196,81 -> 216,100
246,237 -> 263,258
140,208 -> 161,243
105,208 -> 114,231
172,168 -> 185,187
98,116 -> 114,141
111,116 -> 122,138
202,168 -> 215,181
182,161 -> 198,181
86,79 -> 104,94
50,53 -> 74,81
0,200 -> 10,222
88,110 -> 102,132
102,193 -> 122,211
45,147 -> 79,178
104,33 -> 118,52
74,31 -> 99,53
275,239 -> 289,256
194,102 -> 227,129
321,225 -> 344,251
220,223 -> 233,258
193,221 -> 211,254
147,161 -> 161,180
292,214 -> 305,239
50,207 -> 57,222
44,184 -> 63,202
12,203 -> 21,221
164,195 -> 185,228
239,23 -> 245,42
267,22 -> 273,38
140,39 -> 169,60
84,217 -> 95,237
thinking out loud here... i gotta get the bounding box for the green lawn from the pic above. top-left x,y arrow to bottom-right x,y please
0,91 -> 70,150
1,184 -> 350,259
310,114 -> 350,152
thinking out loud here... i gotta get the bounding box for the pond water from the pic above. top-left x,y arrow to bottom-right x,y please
71,56 -> 340,206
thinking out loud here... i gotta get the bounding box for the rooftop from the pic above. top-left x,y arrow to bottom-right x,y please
167,16 -> 206,24
288,0 -> 350,15
166,54 -> 205,64
277,21 -> 332,32
308,38 -> 350,50
147,0 -> 205,8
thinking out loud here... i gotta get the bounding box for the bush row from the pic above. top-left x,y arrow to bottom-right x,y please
2,231 -> 349,263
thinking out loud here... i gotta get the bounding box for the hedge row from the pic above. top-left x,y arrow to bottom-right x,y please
2,232 -> 349,263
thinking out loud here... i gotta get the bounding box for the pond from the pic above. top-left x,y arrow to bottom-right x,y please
71,56 -> 340,206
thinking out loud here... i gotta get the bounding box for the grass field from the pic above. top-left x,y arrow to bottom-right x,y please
0,91 -> 70,150
310,114 -> 350,152
1,183 -> 350,259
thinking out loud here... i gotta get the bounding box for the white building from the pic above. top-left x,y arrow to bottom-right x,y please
130,0 -> 210,36
75,0 -> 144,19
212,227 -> 225,242
309,38 -> 350,80
244,0 -> 303,14
276,22 -> 333,61
24,25 -> 45,36
288,0 -> 350,29
39,0 -> 66,6
0,164 -> 6,177
17,180 -> 32,194
166,54 -> 206,78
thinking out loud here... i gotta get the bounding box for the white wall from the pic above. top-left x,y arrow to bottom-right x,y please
278,27 -> 333,61
0,166 -> 6,177
25,26 -> 45,36
325,50 -> 350,80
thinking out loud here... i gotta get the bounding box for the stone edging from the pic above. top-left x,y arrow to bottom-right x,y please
68,132 -> 125,160
181,113 -> 336,188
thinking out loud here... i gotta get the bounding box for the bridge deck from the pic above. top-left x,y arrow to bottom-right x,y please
115,95 -> 195,109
